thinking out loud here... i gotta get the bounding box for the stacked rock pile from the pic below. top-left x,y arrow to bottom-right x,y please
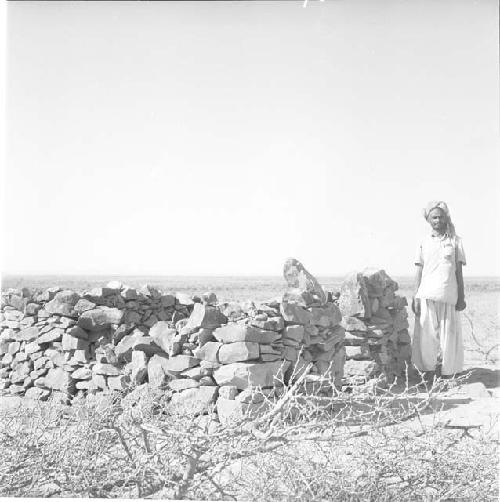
215,258 -> 346,423
338,269 -> 411,383
0,282 -> 195,401
279,258 -> 345,387
0,262 -> 411,421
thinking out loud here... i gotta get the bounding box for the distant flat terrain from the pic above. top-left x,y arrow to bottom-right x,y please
2,274 -> 499,303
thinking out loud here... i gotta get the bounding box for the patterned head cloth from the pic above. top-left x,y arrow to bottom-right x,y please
423,200 -> 455,236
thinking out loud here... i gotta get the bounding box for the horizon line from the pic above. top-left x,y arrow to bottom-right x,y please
2,272 -> 500,280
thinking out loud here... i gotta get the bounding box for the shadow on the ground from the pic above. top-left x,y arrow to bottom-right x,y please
461,367 -> 500,389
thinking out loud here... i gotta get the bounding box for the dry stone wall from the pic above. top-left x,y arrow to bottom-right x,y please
0,261 -> 410,421
339,269 -> 411,383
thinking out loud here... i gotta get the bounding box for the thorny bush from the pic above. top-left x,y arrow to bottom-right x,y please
0,368 -> 498,500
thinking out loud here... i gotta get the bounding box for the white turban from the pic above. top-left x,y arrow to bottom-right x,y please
423,200 -> 450,220
423,200 -> 455,236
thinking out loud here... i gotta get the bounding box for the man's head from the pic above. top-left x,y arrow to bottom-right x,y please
427,207 -> 447,234
423,200 -> 455,236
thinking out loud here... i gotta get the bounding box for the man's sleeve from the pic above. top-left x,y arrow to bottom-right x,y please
414,242 -> 423,266
456,236 -> 466,265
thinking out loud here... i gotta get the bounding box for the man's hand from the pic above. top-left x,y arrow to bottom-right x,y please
456,298 -> 466,311
412,297 -> 421,317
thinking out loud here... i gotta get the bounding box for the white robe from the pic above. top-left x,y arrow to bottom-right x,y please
411,233 -> 466,375
411,299 -> 464,375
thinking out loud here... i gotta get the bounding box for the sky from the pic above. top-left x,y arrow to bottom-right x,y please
2,0 -> 499,277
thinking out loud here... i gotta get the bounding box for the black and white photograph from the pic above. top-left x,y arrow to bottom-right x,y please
0,0 -> 499,499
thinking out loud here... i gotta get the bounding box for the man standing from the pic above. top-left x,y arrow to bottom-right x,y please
411,201 -> 466,380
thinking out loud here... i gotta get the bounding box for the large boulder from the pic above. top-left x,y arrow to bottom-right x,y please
283,258 -> 326,305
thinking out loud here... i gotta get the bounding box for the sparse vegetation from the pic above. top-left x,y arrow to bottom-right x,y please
1,276 -> 498,499
1,371 -> 498,500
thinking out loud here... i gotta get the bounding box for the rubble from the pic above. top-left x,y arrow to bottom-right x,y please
0,261 -> 411,424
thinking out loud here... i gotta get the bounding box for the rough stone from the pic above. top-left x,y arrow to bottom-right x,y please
218,385 -> 239,400
121,287 -> 139,300
341,316 -> 368,332
283,325 -> 305,343
168,378 -> 200,392
214,325 -> 281,344
201,292 -> 218,306
38,328 -> 64,344
147,354 -> 169,388
0,329 -> 16,342
14,351 -> 29,363
149,321 -> 176,353
175,293 -> 194,306
71,367 -> 92,380
93,363 -> 121,376
213,361 -> 290,390
24,341 -> 41,354
129,350 -> 148,385
164,355 -> 200,375
362,268 -> 398,297
78,308 -> 123,331
218,342 -> 260,364
132,335 -> 166,357
107,375 -> 130,391
280,302 -> 312,326
169,386 -> 218,415
73,299 -> 97,315
338,272 -> 371,318
220,302 -> 246,321
8,342 -> 21,355
345,345 -> 370,360
283,258 -> 327,305
249,316 -> 284,332
344,359 -> 380,379
216,398 -> 267,426
92,374 -> 108,390
15,327 -> 40,342
183,303 -> 227,333
42,367 -> 75,393
193,341 -> 222,363
310,304 -> 342,327
25,303 -> 41,316
45,290 -> 80,316
115,332 -> 143,361
25,387 -> 50,401
62,333 -> 89,351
